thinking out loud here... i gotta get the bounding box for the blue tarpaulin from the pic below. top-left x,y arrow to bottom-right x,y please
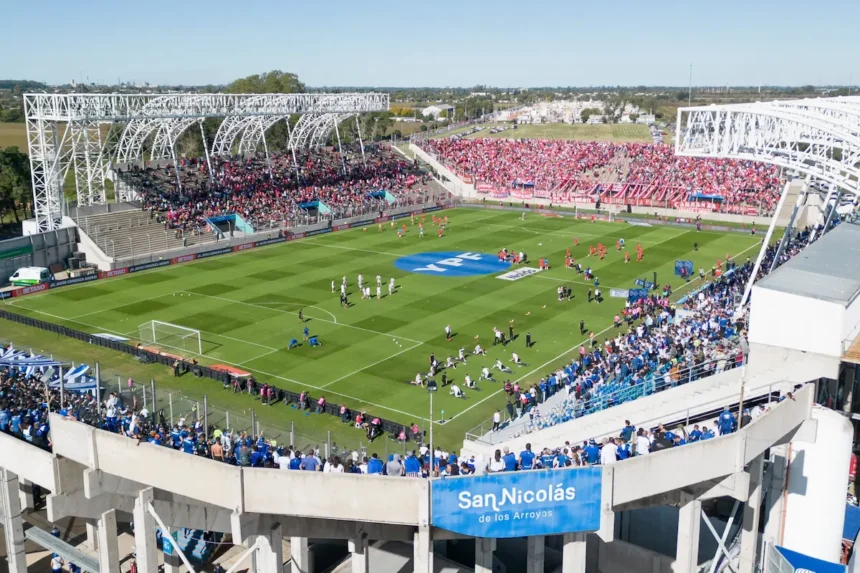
691,193 -> 725,201
299,201 -> 331,215
776,547 -> 845,573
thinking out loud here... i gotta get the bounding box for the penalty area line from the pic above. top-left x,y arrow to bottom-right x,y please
318,340 -> 423,390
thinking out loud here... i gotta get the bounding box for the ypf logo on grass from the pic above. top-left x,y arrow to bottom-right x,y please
394,252 -> 511,277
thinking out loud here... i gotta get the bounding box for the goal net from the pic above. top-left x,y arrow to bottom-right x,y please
138,320 -> 203,355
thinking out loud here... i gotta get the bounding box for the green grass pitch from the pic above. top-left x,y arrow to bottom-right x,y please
3,209 -> 760,448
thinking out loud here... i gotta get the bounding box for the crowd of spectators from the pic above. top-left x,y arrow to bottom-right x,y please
425,138 -> 619,191
117,147 -> 433,235
0,217 -> 840,481
495,219 -> 835,439
422,138 -> 783,213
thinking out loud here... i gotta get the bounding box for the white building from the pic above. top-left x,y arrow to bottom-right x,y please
421,104 -> 454,119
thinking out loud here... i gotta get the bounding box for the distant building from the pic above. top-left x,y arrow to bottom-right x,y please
637,114 -> 657,124
421,104 -> 455,119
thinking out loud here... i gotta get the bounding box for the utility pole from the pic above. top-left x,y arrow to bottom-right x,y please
688,63 -> 693,105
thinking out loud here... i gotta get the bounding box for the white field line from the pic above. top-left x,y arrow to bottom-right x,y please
253,302 -> 338,324
5,299 -> 430,420
180,291 -> 425,345
447,323 -> 617,422
319,341 -> 423,389
447,236 -> 760,424
69,291 -> 179,320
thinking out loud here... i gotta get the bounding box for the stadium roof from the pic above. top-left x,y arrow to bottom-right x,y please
755,221 -> 860,306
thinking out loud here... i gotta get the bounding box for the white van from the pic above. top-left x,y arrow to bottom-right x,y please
10,267 -> 51,287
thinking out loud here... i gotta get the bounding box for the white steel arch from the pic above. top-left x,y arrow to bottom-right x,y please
677,97 -> 860,198
24,92 -> 389,232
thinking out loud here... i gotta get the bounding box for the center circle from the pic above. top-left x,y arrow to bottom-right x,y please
394,251 -> 511,277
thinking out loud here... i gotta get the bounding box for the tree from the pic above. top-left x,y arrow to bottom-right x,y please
629,113 -> 639,123
580,107 -> 601,123
225,70 -> 306,94
0,147 -> 32,222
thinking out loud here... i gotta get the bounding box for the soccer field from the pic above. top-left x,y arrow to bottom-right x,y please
3,208 -> 760,446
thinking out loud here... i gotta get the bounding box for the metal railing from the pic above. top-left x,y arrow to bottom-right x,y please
464,353 -> 745,443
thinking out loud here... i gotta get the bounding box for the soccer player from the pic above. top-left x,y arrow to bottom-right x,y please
331,280 -> 335,293
358,274 -> 364,289
521,211 -> 526,221
340,283 -> 346,296
289,338 -> 300,349
625,251 -> 630,263
397,229 -> 403,239
445,325 -> 452,341
480,366 -> 492,381
303,326 -> 310,341
376,285 -> 382,299
388,278 -> 395,296
473,344 -> 486,355
512,352 -> 521,365
458,347 -> 467,363
378,223 -> 382,232
298,309 -> 304,322
365,286 -> 371,299
419,224 -> 424,238
437,227 -> 443,238
464,374 -> 475,388
446,356 -> 457,369
376,275 -> 382,287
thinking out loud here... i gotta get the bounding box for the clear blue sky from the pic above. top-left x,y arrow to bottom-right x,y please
2,0 -> 858,88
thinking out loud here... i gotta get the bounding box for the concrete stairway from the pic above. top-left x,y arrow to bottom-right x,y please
76,210 -> 219,261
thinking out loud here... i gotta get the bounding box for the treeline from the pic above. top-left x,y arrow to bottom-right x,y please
0,147 -> 31,224
0,80 -> 47,91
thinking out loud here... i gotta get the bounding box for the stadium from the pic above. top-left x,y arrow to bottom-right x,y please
1,81 -> 860,573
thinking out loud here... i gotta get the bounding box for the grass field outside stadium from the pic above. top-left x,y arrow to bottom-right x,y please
1,208 -> 761,449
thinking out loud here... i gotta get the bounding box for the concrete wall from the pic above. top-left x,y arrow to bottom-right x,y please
0,227 -> 78,285
749,286 -> 845,357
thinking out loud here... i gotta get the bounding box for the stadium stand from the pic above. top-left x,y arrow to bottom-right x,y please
421,138 -> 783,215
114,147 -> 431,238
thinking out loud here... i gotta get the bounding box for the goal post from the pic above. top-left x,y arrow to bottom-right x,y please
138,320 -> 203,355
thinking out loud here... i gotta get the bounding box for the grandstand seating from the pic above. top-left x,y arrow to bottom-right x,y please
422,138 -> 783,215
75,209 -> 218,260
115,147 -> 431,239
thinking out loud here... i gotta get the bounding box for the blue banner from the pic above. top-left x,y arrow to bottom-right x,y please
431,467 -> 601,538
628,288 -> 649,302
633,278 -> 654,290
674,260 -> 694,277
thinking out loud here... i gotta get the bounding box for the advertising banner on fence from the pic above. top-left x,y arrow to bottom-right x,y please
610,288 -> 630,298
255,237 -> 287,247
496,267 -> 540,281
431,467 -> 601,538
171,254 -> 197,265
232,242 -> 256,253
50,274 -> 100,288
197,246 -> 233,259
100,268 -> 129,279
15,283 -> 50,296
129,260 -> 170,273
306,228 -> 333,237
475,182 -> 494,194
